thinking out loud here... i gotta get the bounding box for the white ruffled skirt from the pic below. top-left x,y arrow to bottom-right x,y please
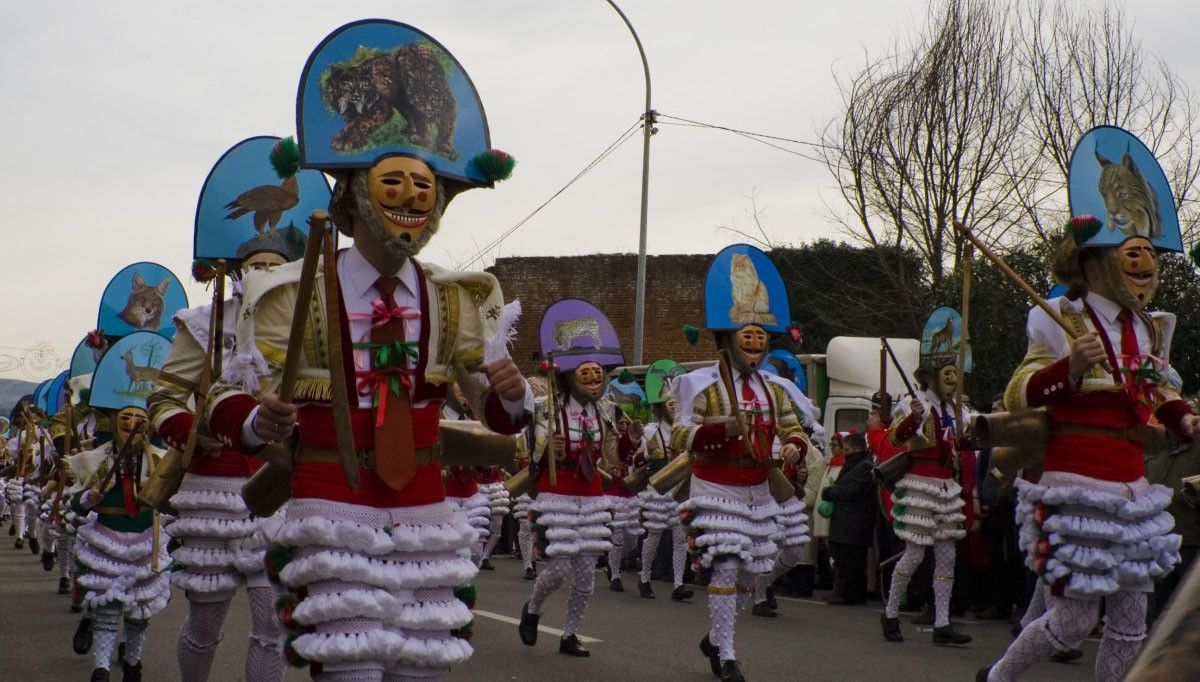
167,474 -> 265,599
679,477 -> 781,574
1015,472 -> 1181,600
637,488 -> 680,532
512,494 -> 533,521
774,496 -> 810,550
478,481 -> 511,518
446,491 -> 492,542
269,497 -> 478,673
890,473 -> 966,546
529,493 -> 613,558
4,478 -> 23,504
76,521 -> 171,620
607,494 -> 645,536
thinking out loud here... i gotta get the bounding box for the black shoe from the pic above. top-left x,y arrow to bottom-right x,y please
28,537 -> 39,554
1051,648 -> 1083,663
932,625 -> 972,645
751,602 -> 776,618
14,538 -> 23,549
881,614 -> 903,643
58,576 -> 70,594
719,660 -> 746,682
70,602 -> 83,613
639,580 -> 656,599
609,577 -> 624,592
765,586 -> 777,610
41,550 -> 54,571
975,666 -> 991,682
118,643 -> 126,664
121,659 -> 142,682
558,634 -> 590,657
699,635 -> 721,677
523,567 -> 536,580
518,602 -> 539,646
7,523 -> 14,536
672,585 -> 695,601
480,558 -> 494,571
73,617 -> 93,655
89,668 -> 109,682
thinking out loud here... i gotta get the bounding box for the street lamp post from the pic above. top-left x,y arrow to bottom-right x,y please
605,0 -> 655,365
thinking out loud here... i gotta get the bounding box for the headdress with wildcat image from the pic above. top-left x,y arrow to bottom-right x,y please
96,262 -> 189,341
701,244 -> 791,333
1066,125 -> 1183,253
296,20 -> 514,188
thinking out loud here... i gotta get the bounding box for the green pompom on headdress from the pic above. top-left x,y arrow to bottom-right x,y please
1190,242 -> 1200,268
683,324 -> 700,346
269,136 -> 301,180
618,368 -> 635,384
471,149 -> 516,182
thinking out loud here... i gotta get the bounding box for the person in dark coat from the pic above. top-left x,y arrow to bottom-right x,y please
821,431 -> 877,605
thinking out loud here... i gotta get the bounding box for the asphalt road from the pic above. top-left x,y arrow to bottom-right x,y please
0,545 -> 1096,681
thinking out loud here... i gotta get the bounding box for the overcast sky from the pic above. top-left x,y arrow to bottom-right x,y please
2,0 -> 1196,382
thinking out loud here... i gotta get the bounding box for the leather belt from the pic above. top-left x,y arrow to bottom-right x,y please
1052,423 -> 1163,446
695,454 -> 762,469
298,445 -> 439,469
94,505 -> 149,516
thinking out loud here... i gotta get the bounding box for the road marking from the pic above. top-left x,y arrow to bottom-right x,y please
472,609 -> 602,643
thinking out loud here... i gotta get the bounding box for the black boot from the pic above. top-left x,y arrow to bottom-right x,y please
73,617 -> 93,655
1051,647 -> 1083,663
479,558 -> 494,571
121,659 -> 142,682
41,549 -> 55,571
558,634 -> 590,657
699,635 -> 721,677
880,614 -> 903,643
751,602 -> 776,618
14,537 -> 23,549
671,585 -> 695,601
719,660 -> 746,682
89,668 -> 109,682
764,586 -> 777,610
975,665 -> 991,682
28,536 -> 39,554
7,523 -> 14,536
638,580 -> 656,599
58,576 -> 70,594
518,602 -> 539,646
523,567 -> 536,580
932,625 -> 972,645
609,577 -> 624,592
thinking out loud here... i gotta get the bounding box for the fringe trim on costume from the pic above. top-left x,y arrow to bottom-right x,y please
170,570 -> 244,595
279,551 -> 478,592
274,514 -> 475,556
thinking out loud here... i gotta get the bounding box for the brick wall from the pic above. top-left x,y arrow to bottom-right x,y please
487,253 -> 719,372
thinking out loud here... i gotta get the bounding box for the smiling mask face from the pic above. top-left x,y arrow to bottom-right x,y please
350,156 -> 444,258
569,362 -> 607,403
723,325 -> 768,373
1114,237 -> 1159,307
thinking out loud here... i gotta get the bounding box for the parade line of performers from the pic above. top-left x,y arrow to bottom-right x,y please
1,18 -> 1198,682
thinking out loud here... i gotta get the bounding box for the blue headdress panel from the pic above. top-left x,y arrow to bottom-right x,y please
1067,126 -> 1182,252
70,338 -> 101,379
45,371 -> 69,415
763,349 -> 808,394
194,136 -> 333,261
538,299 -> 624,372
32,379 -> 52,413
297,19 -> 494,185
920,306 -> 972,373
97,262 -> 189,340
88,332 -> 172,412
703,244 -> 790,333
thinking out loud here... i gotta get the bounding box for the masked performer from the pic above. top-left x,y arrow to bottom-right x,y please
637,359 -> 693,601
152,138 -> 325,682
672,245 -> 812,682
980,127 -> 1196,682
69,331 -> 172,682
518,299 -> 623,657
878,307 -> 974,646
205,21 -> 529,682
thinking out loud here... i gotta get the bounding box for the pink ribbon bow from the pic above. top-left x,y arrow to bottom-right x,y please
349,301 -> 421,329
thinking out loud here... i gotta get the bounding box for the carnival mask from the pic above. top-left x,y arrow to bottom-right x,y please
665,397 -> 679,421
725,325 -> 769,372
241,251 -> 287,274
1116,237 -> 1158,306
570,362 -> 607,402
367,156 -> 437,239
932,364 -> 959,402
115,407 -> 147,449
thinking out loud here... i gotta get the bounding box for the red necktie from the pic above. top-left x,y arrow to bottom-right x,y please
372,277 -> 417,491
1117,309 -> 1150,422
121,459 -> 137,517
740,374 -> 768,462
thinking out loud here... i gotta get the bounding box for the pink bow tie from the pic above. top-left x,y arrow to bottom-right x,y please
350,301 -> 421,328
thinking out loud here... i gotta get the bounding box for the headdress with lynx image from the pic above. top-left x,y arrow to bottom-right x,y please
919,306 -> 972,374
97,262 -> 189,341
703,243 -> 790,333
194,136 -> 333,263
1067,125 -> 1183,253
538,298 -> 624,372
88,331 -> 172,412
296,19 -> 514,189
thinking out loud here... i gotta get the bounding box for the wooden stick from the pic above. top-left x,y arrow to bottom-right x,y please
952,220 -> 1076,340
881,338 -> 917,396
717,348 -> 758,460
954,243 -> 973,439
545,355 -> 559,486
1125,559 -> 1200,680
212,260 -> 226,376
180,261 -> 223,471
320,224 -> 360,490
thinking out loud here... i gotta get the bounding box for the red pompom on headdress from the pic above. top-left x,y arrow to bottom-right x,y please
1068,215 -> 1102,243
85,329 -> 106,349
192,258 -> 218,284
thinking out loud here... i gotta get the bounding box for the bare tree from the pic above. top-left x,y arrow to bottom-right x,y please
818,0 -> 1026,308
1013,0 -> 1200,243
